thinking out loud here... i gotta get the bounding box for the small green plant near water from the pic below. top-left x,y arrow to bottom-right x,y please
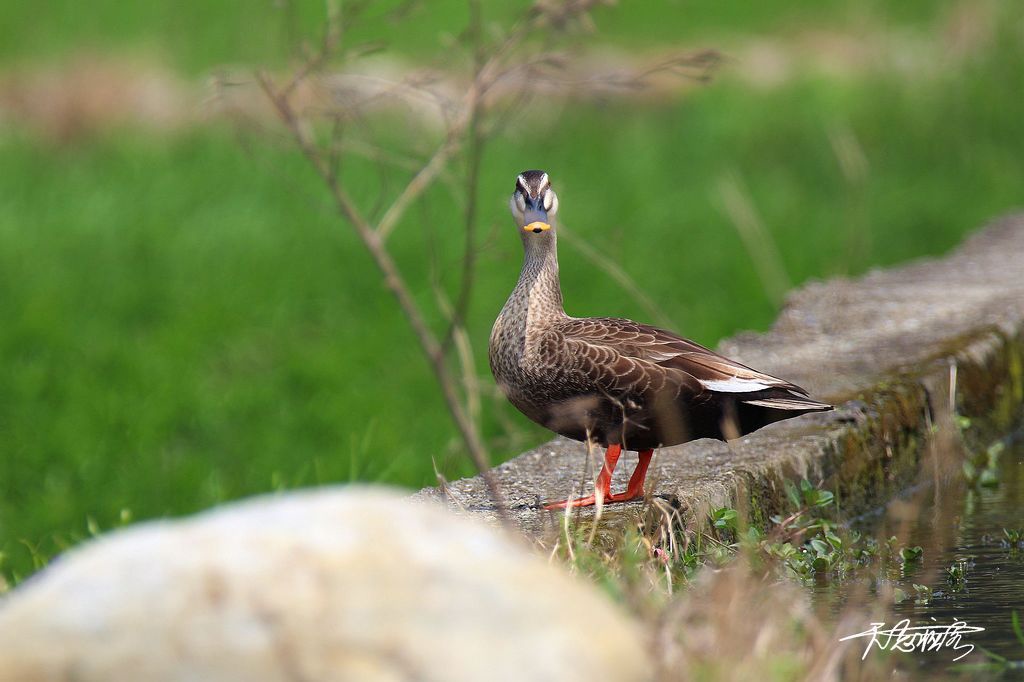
787,478 -> 835,509
954,414 -> 973,436
963,440 -> 1004,488
945,559 -> 969,590
1002,527 -> 1024,549
710,506 -> 739,533
556,480 -> 845,601
699,481 -> 933,586
893,583 -> 931,604
561,478 -> 939,601
757,480 -> 881,583
980,527 -> 1024,554
705,480 -> 920,585
899,545 -> 923,563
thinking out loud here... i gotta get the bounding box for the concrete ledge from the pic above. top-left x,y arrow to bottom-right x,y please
417,214 -> 1024,535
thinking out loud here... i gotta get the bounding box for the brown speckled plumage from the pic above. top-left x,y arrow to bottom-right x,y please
489,170 -> 832,456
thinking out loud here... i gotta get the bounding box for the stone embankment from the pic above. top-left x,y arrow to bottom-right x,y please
419,213 -> 1024,534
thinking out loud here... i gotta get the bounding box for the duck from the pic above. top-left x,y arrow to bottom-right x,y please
489,170 -> 833,509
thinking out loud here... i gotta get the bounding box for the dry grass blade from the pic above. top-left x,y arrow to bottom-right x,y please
716,171 -> 791,306
559,223 -> 679,329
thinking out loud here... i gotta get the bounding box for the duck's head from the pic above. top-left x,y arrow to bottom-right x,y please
510,170 -> 559,235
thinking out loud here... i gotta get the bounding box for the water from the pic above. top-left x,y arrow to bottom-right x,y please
814,431 -> 1024,677
894,448 -> 1024,673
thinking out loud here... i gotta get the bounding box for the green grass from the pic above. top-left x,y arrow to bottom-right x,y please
2,2 -> 1024,581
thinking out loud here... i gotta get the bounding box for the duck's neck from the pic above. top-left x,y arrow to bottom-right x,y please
512,231 -> 566,323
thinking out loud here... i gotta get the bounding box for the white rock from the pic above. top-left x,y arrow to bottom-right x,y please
0,487 -> 650,682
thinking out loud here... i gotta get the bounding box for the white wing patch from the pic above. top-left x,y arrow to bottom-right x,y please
643,348 -> 684,362
743,397 -> 819,409
700,376 -> 779,393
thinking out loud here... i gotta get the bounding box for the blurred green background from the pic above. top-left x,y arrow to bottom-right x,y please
1,0 -> 1022,582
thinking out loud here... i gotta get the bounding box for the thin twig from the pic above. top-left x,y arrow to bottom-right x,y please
439,0 -> 487,356
280,0 -> 343,99
376,131 -> 462,241
431,282 -> 482,427
256,71 -> 509,520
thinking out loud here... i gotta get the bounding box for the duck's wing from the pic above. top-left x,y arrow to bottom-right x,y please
552,317 -> 831,411
539,317 -> 702,400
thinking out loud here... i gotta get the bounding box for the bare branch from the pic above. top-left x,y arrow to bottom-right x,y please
431,280 -> 482,427
280,0 -> 343,99
376,131 -> 462,241
438,0 -> 487,357
256,70 -> 509,519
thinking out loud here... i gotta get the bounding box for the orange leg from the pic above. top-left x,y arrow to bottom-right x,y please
606,449 -> 653,502
544,444 -> 621,510
544,446 -> 653,509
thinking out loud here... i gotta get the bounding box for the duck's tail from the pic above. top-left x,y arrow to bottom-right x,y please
742,389 -> 833,412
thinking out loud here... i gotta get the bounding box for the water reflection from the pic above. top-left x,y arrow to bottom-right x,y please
814,431 -> 1024,675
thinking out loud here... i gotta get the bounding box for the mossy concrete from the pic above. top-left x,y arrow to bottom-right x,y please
417,214 -> 1024,536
